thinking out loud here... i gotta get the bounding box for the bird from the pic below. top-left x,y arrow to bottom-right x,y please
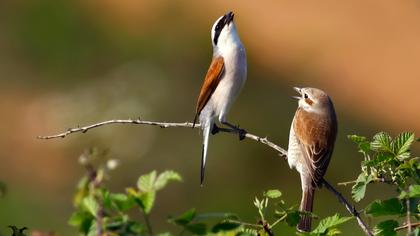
287,87 -> 337,232
192,11 -> 247,185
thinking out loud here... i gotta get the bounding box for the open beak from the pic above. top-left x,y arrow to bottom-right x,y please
292,87 -> 302,100
225,11 -> 234,25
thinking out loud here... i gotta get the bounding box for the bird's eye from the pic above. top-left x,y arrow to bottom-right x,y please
304,93 -> 308,99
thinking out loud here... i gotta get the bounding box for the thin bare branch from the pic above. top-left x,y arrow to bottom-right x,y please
322,180 -> 373,236
38,118 -> 371,235
338,177 -> 393,186
394,222 -> 420,231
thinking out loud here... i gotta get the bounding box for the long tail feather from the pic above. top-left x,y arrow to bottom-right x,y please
200,121 -> 211,186
297,186 -> 315,232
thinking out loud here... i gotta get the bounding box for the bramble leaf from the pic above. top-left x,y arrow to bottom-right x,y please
373,220 -> 398,236
351,173 -> 372,202
371,132 -> 392,153
311,214 -> 352,235
365,198 -> 404,217
137,171 -> 157,192
154,170 -> 182,191
392,132 -> 414,157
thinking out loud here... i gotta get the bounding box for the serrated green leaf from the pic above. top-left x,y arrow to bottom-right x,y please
82,195 -> 98,217
264,189 -> 282,199
373,220 -> 398,236
137,171 -> 157,192
366,198 -> 404,217
135,191 -> 155,214
371,132 -> 392,153
154,170 -> 182,191
392,132 -> 414,156
185,223 -> 207,235
311,214 -> 352,234
351,173 -> 372,202
211,222 -> 240,233
170,208 -> 196,226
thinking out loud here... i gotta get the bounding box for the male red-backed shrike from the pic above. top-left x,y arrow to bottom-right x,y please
192,11 -> 247,185
287,87 -> 337,232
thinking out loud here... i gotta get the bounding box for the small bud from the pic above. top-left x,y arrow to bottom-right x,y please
107,159 -> 119,170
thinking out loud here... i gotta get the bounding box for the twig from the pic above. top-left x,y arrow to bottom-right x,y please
406,198 -> 412,234
337,177 -> 393,186
38,118 -> 371,235
37,119 -> 288,158
322,180 -> 373,236
395,222 -> 420,231
224,219 -> 262,228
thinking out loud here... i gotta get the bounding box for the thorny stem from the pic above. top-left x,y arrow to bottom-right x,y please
38,118 -> 372,235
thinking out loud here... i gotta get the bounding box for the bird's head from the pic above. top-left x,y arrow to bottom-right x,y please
211,11 -> 240,52
293,87 -> 333,114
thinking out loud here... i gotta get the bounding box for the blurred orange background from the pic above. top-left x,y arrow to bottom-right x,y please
0,1 -> 419,235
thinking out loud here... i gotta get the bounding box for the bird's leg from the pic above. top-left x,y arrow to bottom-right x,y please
211,123 -> 220,135
221,121 -> 247,140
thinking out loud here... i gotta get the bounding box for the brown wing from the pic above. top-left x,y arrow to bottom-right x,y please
193,56 -> 225,126
293,108 -> 337,187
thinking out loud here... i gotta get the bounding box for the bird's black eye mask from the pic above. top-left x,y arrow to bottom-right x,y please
213,12 -> 234,45
213,15 -> 226,45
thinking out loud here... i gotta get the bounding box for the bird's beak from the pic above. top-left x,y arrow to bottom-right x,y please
292,87 -> 302,100
225,11 -> 234,25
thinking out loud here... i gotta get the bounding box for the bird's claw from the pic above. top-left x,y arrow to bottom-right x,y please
211,124 -> 220,135
238,128 -> 246,140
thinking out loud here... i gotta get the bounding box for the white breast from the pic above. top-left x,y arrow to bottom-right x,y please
287,119 -> 304,173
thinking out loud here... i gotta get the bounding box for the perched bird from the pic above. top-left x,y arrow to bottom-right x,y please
287,87 -> 337,232
193,11 -> 247,185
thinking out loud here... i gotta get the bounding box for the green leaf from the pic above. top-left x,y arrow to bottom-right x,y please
285,211 -> 300,227
366,198 -> 404,217
137,171 -> 157,192
264,189 -> 282,199
82,195 -> 98,217
347,135 -> 367,144
311,214 -> 352,234
399,185 -> 420,199
392,132 -> 414,156
351,173 -> 372,202
170,208 -> 196,226
185,223 -> 207,235
110,193 -> 135,211
373,220 -> 398,236
69,211 -> 93,234
154,170 -> 182,191
135,191 -> 156,214
371,132 -> 392,153
211,222 -> 240,233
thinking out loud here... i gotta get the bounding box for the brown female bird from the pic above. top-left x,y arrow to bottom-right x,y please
287,87 -> 337,232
